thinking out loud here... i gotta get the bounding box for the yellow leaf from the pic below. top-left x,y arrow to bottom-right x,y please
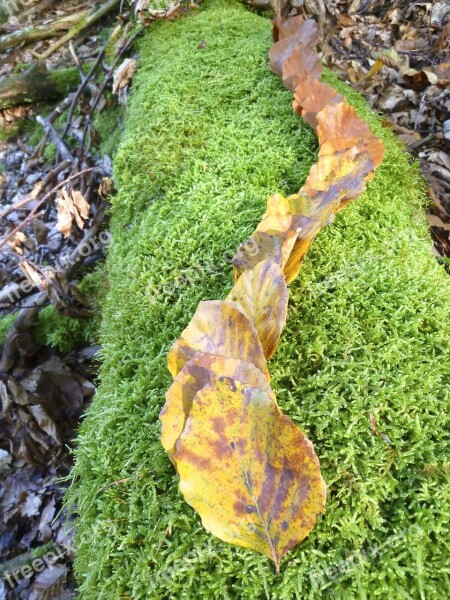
232,230 -> 297,281
167,300 -> 269,380
175,377 -> 326,574
227,260 -> 288,360
161,352 -> 270,461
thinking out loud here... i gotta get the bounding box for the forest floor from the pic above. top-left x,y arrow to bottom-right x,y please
0,1 -> 448,598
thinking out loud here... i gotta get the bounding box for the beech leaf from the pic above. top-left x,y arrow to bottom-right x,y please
282,44 -> 323,92
227,260 -> 288,360
175,377 -> 326,574
167,300 -> 269,380
161,353 -> 270,461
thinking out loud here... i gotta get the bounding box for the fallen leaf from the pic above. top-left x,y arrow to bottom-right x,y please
272,16 -> 319,46
227,260 -> 288,360
269,19 -> 319,76
293,77 -> 344,129
112,58 -> 138,94
316,102 -> 372,147
55,189 -> 90,237
161,353 -> 270,461
281,44 -> 323,91
167,301 -> 269,380
175,377 -> 326,574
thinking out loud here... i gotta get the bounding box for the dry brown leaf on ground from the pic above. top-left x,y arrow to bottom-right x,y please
55,188 -> 90,237
282,43 -> 323,91
112,58 -> 138,103
269,18 -> 319,76
174,377 -> 326,575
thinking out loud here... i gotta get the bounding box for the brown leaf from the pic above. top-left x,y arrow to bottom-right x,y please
293,77 -> 344,129
56,189 -> 90,237
272,16 -> 319,46
269,19 -> 320,76
316,102 -> 372,146
112,58 -> 138,94
282,43 -> 323,91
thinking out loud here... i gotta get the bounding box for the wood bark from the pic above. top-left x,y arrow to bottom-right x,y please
0,67 -> 73,110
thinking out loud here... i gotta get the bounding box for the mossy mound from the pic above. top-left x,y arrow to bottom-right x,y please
69,1 -> 450,598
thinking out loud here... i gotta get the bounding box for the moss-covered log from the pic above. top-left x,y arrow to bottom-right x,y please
0,10 -> 87,52
0,66 -> 81,109
69,1 -> 450,598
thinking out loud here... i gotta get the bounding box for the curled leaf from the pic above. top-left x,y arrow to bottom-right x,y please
232,230 -> 297,280
272,16 -> 319,47
227,260 -> 288,360
316,102 -> 372,146
167,300 -> 269,379
175,377 -> 326,575
282,44 -> 323,92
293,78 -> 344,129
56,189 -> 90,237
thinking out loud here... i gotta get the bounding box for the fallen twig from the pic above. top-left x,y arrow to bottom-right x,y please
31,0 -> 121,61
0,11 -> 88,52
36,116 -> 74,162
79,28 -> 143,162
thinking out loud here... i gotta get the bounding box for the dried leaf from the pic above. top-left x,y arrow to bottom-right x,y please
269,19 -> 319,77
161,353 -> 270,460
113,58 -> 138,93
232,230 -> 297,279
316,102 -> 372,146
175,377 -> 326,574
56,189 -> 90,237
167,300 -> 269,380
293,77 -> 344,129
227,260 -> 288,360
272,16 -> 319,47
112,58 -> 139,103
20,259 -> 44,289
282,44 -> 323,91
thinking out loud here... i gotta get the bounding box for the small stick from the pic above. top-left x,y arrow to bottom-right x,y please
61,45 -> 106,140
31,0 -> 121,61
79,29 -> 142,161
36,116 -> 74,162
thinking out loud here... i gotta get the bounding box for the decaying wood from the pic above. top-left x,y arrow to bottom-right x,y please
0,11 -> 87,52
0,66 -> 77,110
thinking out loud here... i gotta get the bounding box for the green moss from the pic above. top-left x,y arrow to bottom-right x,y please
0,269 -> 106,353
48,67 -> 83,96
94,102 -> 124,157
0,313 -> 16,346
69,1 -> 450,598
32,269 -> 106,352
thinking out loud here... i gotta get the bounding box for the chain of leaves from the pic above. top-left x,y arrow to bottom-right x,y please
159,15 -> 384,574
